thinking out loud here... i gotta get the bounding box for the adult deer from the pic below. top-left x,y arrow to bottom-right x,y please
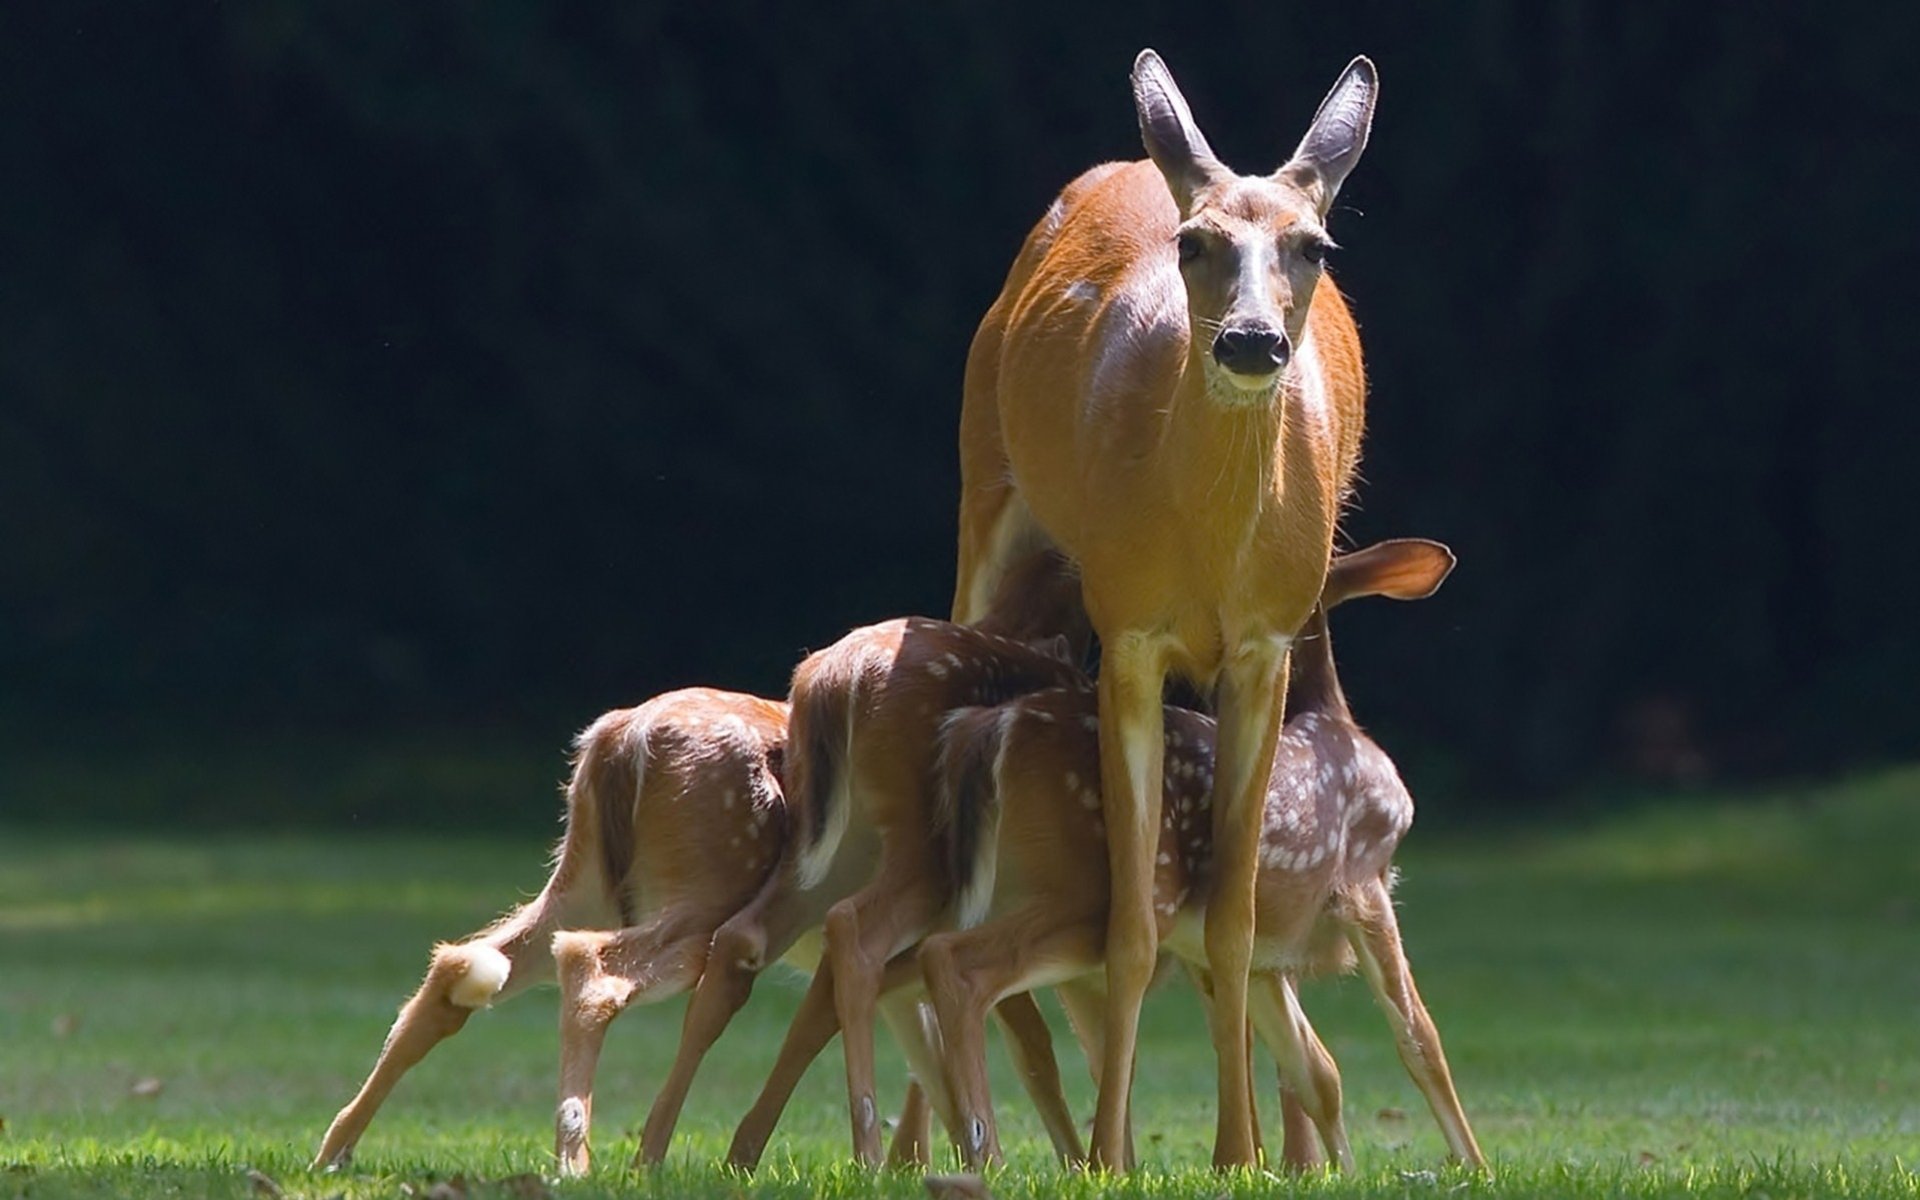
925,540 -> 1483,1172
952,49 -> 1378,1166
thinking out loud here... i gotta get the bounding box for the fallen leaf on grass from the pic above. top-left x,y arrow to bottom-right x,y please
1376,1106 -> 1407,1121
129,1077 -> 163,1098
1637,1151 -> 1659,1167
245,1168 -> 285,1199
51,1014 -> 78,1039
925,1173 -> 992,1200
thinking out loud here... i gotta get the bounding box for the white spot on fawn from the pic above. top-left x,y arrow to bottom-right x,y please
928,661 -> 948,679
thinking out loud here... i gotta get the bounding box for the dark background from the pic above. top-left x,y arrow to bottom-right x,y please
3,3 -> 1916,822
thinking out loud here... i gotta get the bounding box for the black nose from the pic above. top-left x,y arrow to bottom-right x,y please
1212,326 -> 1289,375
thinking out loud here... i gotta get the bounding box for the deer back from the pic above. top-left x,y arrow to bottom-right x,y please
786,617 -> 1089,890
566,688 -> 790,926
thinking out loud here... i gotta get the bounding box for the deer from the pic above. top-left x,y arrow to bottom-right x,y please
558,554 -> 1094,1172
922,539 -> 1486,1172
950,48 -> 1380,1167
669,618 -> 1089,1169
310,687 -> 796,1173
310,681 -> 1044,1177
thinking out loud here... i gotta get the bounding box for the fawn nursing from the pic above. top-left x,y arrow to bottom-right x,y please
314,46 -> 1488,1179
923,540 -> 1483,1171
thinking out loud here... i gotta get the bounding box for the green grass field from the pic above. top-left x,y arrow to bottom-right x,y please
4,767 -> 1917,1199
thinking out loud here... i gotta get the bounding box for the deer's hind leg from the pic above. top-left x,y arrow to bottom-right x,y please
551,906 -> 724,1176
1347,876 -> 1485,1170
634,862 -> 829,1166
921,912 -> 1105,1170
820,836 -> 950,1166
312,876 -> 586,1171
1249,971 -> 1352,1172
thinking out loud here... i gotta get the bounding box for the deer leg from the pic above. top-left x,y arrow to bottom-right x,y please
1183,963 -> 1265,1166
633,864 -> 826,1165
822,858 -> 943,1166
923,916 -> 1104,1170
1249,972 -> 1352,1172
878,993 -> 962,1161
885,1079 -> 935,1168
1091,638 -> 1167,1171
1277,1086 -> 1325,1174
727,955 -> 843,1170
550,916 -> 713,1176
725,945 -> 928,1171
1055,975 -> 1134,1168
1348,877 -> 1486,1170
1204,649 -> 1289,1168
312,890 -> 564,1170
992,989 -> 1085,1165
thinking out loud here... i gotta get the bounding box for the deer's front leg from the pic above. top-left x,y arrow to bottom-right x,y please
1206,644 -> 1289,1168
1091,632 -> 1168,1171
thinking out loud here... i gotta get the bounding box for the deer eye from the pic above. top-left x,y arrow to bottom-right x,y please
1298,237 -> 1332,266
1176,230 -> 1204,265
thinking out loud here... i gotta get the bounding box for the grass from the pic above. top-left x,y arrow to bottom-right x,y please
2,766 -> 1918,1198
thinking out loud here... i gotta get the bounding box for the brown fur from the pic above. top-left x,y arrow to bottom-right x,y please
313,688 -> 790,1175
718,616 -> 1090,1168
951,52 -> 1380,1169
917,539 -> 1483,1172
970,545 -> 1092,665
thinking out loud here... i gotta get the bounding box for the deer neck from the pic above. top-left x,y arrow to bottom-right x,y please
1163,338 -> 1333,542
1283,604 -> 1351,724
1164,357 -> 1285,528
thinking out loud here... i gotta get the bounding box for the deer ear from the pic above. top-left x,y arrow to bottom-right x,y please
1031,633 -> 1074,664
1132,49 -> 1225,215
1323,538 -> 1453,608
1276,56 -> 1377,214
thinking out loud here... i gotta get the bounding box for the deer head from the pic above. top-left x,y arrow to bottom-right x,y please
1132,50 -> 1376,406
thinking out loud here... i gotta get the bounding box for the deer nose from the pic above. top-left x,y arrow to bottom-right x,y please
1212,325 -> 1289,375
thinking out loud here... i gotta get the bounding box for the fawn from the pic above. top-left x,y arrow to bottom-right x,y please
312,688 -> 794,1172
921,539 -> 1485,1171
